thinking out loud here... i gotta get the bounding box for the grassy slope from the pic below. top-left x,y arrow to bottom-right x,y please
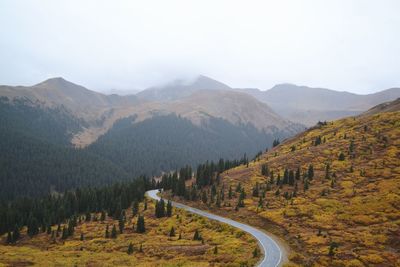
0,198 -> 260,266
173,111 -> 400,266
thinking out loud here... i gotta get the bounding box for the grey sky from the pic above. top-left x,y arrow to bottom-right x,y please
1,0 -> 399,94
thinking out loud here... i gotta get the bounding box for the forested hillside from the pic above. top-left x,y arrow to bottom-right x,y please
0,98 -> 130,200
87,114 -> 284,177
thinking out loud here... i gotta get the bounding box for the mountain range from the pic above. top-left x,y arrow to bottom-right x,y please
239,84 -> 400,125
1,75 -> 399,200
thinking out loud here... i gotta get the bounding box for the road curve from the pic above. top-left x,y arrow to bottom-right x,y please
146,189 -> 284,267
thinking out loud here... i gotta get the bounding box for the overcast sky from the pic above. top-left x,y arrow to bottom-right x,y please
1,0 -> 399,93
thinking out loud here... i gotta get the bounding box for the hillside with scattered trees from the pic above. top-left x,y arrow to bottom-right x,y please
165,110 -> 400,266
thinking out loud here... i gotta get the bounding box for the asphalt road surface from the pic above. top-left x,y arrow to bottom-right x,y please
146,189 -> 284,267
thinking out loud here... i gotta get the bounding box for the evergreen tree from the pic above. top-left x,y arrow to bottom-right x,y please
85,211 -> 91,222
132,201 -> 139,217
111,225 -> 117,238
6,231 -> 12,244
27,216 -> 39,237
136,215 -> 145,233
80,233 -> 84,241
228,186 -> 233,199
307,164 -> 314,180
100,211 -> 106,221
67,219 -> 74,237
127,242 -> 134,255
201,191 -> 207,204
253,247 -> 259,258
105,225 -> 110,238
214,246 -> 218,254
304,179 -> 309,192
13,225 -> 20,242
252,183 -> 259,197
193,229 -> 201,240
118,214 -> 125,234
61,226 -> 68,239
155,199 -> 166,218
328,242 -> 338,256
349,140 -> 355,153
46,224 -> 52,235
295,167 -> 300,180
338,152 -> 345,161
314,136 -> 322,146
166,200 -> 172,217
169,226 -> 175,237
288,170 -> 295,186
325,163 -> 330,179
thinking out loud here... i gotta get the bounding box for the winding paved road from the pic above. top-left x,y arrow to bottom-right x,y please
146,189 -> 284,267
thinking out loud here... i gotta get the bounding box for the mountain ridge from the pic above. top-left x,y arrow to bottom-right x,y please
238,84 -> 400,125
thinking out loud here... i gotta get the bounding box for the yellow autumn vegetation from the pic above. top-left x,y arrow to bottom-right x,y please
173,111 -> 400,266
0,198 -> 259,266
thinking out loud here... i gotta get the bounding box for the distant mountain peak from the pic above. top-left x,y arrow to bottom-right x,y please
34,77 -> 78,88
137,75 -> 231,101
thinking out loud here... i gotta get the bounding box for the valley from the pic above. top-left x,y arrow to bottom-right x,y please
0,77 -> 399,266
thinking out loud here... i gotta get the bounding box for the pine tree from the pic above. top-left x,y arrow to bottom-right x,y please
105,225 -> 110,238
67,219 -> 74,237
13,225 -> 20,242
99,210 -> 105,221
288,170 -> 295,186
119,214 -> 125,234
6,231 -> 12,244
325,163 -> 330,179
27,216 -> 39,237
155,199 -> 166,218
349,140 -> 354,153
166,200 -> 172,217
139,243 -> 143,252
228,186 -> 233,199
295,167 -> 300,180
132,201 -> 139,217
304,179 -> 309,192
328,242 -> 338,256
338,152 -> 345,161
46,224 -> 52,235
61,226 -> 68,239
80,233 -> 84,241
111,225 -> 117,238
85,211 -> 91,222
201,191 -> 207,204
282,168 -> 288,184
253,247 -> 259,258
136,215 -> 145,233
127,242 -> 134,254
193,229 -> 201,240
169,226 -> 175,237
261,163 -> 269,176
308,164 -> 314,180
214,246 -> 218,254
252,183 -> 259,197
